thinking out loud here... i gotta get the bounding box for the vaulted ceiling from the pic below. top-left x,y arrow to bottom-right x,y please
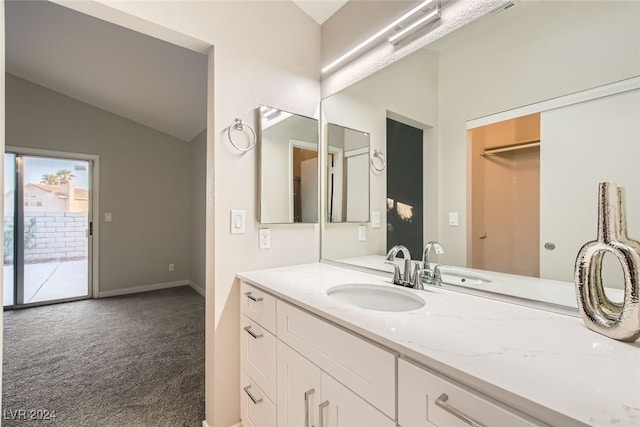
5,0 -> 207,142
4,1 -> 350,142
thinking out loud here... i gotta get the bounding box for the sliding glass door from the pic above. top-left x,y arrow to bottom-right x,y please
4,153 -> 92,307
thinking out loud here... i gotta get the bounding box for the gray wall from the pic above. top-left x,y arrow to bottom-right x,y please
6,74 -> 192,293
188,129 -> 206,293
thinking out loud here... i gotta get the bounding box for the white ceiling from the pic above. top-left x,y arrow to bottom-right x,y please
292,0 -> 349,24
5,0 -> 207,142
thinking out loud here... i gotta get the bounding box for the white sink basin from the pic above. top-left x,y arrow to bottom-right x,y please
326,283 -> 425,312
438,266 -> 493,286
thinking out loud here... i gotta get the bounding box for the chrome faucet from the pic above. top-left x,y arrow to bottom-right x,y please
384,245 -> 412,286
421,241 -> 444,283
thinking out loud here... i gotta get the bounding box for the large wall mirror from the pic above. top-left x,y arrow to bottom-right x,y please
320,0 -> 640,311
260,105 -> 319,224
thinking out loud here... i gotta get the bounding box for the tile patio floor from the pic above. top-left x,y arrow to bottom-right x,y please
3,260 -> 88,306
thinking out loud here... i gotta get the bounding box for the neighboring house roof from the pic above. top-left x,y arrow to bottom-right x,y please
27,183 -> 88,200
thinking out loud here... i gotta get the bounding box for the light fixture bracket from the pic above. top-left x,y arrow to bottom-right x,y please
388,3 -> 441,46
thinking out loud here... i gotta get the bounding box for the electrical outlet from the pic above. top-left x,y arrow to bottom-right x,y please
358,225 -> 366,242
169,263 -> 175,272
259,228 -> 271,249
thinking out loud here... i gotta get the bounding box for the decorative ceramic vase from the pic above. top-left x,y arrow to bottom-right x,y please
574,182 -> 640,342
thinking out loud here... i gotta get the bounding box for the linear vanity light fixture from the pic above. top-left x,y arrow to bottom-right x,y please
321,0 -> 437,74
388,5 -> 441,45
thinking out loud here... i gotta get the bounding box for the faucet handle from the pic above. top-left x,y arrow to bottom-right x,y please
412,264 -> 426,290
433,264 -> 444,286
384,261 -> 403,285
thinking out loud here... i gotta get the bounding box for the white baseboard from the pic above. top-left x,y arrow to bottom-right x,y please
203,421 -> 239,427
98,280 -> 190,298
189,281 -> 206,297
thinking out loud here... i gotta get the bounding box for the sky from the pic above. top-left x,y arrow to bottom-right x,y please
5,154 -> 90,191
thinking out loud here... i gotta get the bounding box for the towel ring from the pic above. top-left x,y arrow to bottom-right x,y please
370,149 -> 386,172
227,118 -> 256,152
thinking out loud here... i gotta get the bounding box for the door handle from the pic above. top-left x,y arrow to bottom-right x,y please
243,385 -> 263,405
318,400 -> 329,427
435,393 -> 486,427
245,291 -> 263,302
304,388 -> 315,427
243,325 -> 263,339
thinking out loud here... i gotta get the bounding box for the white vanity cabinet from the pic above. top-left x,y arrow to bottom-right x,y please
240,282 -> 278,427
240,281 -> 397,427
277,328 -> 395,427
398,359 -> 543,427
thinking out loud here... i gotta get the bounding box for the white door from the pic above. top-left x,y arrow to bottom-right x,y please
277,340 -> 321,427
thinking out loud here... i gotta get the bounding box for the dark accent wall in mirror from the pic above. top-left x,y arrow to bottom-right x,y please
259,105 -> 318,224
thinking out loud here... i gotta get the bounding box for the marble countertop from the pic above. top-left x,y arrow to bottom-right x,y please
238,262 -> 640,427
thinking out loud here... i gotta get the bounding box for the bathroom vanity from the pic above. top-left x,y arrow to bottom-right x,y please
238,263 -> 639,427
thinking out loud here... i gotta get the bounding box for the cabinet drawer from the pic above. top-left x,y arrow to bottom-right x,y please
241,282 -> 276,334
241,315 -> 277,401
277,300 -> 396,419
241,371 -> 276,427
398,359 -> 543,427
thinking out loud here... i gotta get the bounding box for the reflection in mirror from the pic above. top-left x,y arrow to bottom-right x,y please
259,105 -> 318,224
327,124 -> 370,223
320,0 -> 639,311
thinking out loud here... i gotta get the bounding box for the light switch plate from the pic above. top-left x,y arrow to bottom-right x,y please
231,209 -> 246,234
259,228 -> 271,249
448,212 -> 459,226
105,212 -> 113,222
372,211 -> 380,228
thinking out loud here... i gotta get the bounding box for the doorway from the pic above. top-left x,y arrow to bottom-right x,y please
4,152 -> 93,307
468,113 -> 540,277
386,118 -> 424,257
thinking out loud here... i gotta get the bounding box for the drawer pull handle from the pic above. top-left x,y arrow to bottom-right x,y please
245,292 -> 263,302
435,393 -> 486,427
318,400 -> 329,427
304,388 -> 315,427
244,325 -> 263,339
243,385 -> 263,405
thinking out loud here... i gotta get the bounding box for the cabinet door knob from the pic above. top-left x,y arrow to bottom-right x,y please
318,400 -> 329,427
245,291 -> 263,302
304,389 -> 315,427
243,325 -> 263,339
243,385 -> 263,405
435,393 -> 486,427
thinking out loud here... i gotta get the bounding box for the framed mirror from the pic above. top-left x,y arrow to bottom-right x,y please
259,105 -> 319,224
320,0 -> 640,311
327,123 -> 370,223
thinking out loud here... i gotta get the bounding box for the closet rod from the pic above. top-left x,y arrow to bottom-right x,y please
481,139 -> 540,156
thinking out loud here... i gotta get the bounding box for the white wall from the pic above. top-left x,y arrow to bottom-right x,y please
5,74 -> 192,293
53,2 -> 322,426
437,0 -> 640,267
189,129 -> 206,293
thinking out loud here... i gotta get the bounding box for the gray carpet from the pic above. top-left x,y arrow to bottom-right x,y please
2,286 -> 205,427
